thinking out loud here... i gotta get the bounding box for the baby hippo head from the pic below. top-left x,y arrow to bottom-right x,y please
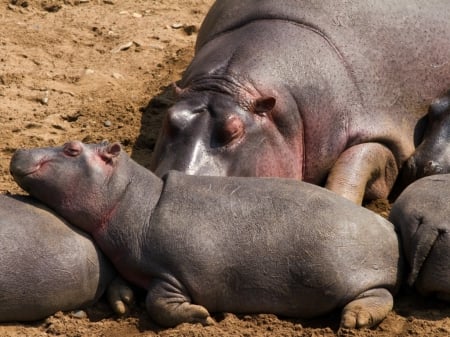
10,141 -> 126,232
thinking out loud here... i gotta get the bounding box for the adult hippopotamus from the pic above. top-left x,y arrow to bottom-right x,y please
390,174 -> 450,301
399,91 -> 450,187
11,141 -> 403,329
150,0 -> 450,204
0,194 -> 114,322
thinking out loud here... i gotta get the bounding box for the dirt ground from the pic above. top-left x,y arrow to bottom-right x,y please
1,0 -> 450,336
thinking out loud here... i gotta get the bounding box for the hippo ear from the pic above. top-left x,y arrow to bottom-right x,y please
101,142 -> 121,162
172,82 -> 184,97
253,96 -> 276,115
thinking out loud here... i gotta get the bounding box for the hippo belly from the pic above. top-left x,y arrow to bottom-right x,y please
0,195 -> 114,322
390,174 -> 450,300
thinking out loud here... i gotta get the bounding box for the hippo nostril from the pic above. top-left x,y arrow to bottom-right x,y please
165,108 -> 196,135
429,95 -> 450,120
215,115 -> 245,147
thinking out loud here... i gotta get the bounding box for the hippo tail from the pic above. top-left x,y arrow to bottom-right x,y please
407,224 -> 440,287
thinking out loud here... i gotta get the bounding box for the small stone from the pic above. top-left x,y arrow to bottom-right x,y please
132,12 -> 142,18
103,0 -> 114,4
70,310 -> 87,319
111,72 -> 123,79
111,41 -> 133,53
104,120 -> 112,127
171,23 -> 183,29
84,68 -> 95,75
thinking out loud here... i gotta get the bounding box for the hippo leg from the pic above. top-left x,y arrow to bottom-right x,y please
106,276 -> 135,315
146,278 -> 215,327
340,288 -> 393,328
325,143 -> 398,204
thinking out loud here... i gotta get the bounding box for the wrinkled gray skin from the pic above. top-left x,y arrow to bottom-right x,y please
399,91 -> 450,187
11,141 -> 403,328
150,0 -> 450,204
390,174 -> 450,301
0,194 -> 114,322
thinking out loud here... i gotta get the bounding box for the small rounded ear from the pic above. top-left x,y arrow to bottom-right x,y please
107,143 -> 122,157
101,142 -> 122,162
253,96 -> 276,115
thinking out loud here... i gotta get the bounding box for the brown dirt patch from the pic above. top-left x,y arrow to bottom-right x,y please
1,0 -> 450,336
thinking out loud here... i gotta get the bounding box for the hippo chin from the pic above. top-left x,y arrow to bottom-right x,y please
11,141 -> 402,329
149,0 -> 450,204
0,194 -> 114,322
390,174 -> 450,300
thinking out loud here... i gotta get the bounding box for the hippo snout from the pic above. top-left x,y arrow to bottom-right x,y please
10,149 -> 42,178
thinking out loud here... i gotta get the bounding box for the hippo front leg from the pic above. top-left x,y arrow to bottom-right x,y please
325,143 -> 398,204
146,278 -> 215,327
341,288 -> 393,328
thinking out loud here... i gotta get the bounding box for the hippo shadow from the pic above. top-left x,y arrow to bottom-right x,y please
131,85 -> 175,168
393,289 -> 450,322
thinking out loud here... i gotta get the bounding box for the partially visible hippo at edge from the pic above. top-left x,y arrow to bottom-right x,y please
11,141 -> 403,328
150,0 -> 450,204
390,174 -> 450,301
399,91 -> 450,187
0,194 -> 114,322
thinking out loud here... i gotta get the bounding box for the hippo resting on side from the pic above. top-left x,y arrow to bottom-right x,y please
399,91 -> 450,187
11,141 -> 403,329
150,0 -> 450,204
0,194 -> 114,322
390,174 -> 450,301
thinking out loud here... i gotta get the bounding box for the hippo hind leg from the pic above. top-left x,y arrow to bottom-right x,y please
146,278 -> 215,327
340,288 -> 393,328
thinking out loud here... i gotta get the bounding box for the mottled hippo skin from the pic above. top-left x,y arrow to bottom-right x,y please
11,141 -> 402,329
0,194 -> 114,322
390,174 -> 450,301
150,0 -> 450,204
399,91 -> 450,187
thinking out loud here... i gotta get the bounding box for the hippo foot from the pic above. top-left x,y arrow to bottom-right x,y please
106,276 -> 134,315
146,279 -> 215,327
340,288 -> 393,328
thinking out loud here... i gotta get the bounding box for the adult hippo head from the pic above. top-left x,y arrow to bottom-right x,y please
150,0 -> 450,204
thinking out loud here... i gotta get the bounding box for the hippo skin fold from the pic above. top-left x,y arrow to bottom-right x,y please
150,0 -> 450,204
390,174 -> 450,301
11,141 -> 403,329
0,194 -> 115,322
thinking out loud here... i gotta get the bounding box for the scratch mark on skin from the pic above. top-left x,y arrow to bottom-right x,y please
230,186 -> 241,195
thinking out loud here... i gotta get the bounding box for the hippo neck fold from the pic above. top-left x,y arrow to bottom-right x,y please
180,73 -> 254,106
91,158 -> 164,287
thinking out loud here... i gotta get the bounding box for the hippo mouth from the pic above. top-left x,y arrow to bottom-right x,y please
10,156 -> 51,179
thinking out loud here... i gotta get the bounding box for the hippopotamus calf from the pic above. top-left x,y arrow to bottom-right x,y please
0,194 -> 114,322
150,0 -> 450,204
390,174 -> 450,300
11,141 -> 402,328
399,91 -> 450,187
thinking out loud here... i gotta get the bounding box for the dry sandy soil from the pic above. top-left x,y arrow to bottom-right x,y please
1,1 -> 450,336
